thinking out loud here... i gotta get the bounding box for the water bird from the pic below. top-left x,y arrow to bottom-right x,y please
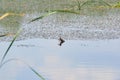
58,37 -> 65,46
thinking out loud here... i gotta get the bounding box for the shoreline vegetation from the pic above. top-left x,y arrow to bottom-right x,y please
0,0 -> 120,14
0,0 -> 120,39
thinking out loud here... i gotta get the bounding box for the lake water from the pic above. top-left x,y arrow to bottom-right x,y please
0,39 -> 120,80
0,0 -> 120,80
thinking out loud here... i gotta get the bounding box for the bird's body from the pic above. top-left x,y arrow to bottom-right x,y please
58,37 -> 65,46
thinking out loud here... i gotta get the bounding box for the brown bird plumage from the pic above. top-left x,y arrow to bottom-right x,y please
58,37 -> 65,46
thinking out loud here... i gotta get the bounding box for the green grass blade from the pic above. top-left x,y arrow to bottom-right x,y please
76,0 -> 81,10
100,0 -> 111,7
0,34 -> 8,37
29,66 -> 45,80
28,11 -> 57,23
0,33 -> 14,37
29,10 -> 80,23
52,10 -> 80,14
80,0 -> 111,8
80,0 -> 95,8
0,28 -> 22,64
0,58 -> 45,80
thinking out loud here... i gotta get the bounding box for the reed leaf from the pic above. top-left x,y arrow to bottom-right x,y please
29,10 -> 80,23
100,0 -> 111,7
80,0 -> 111,8
112,2 -> 120,8
0,58 -> 45,80
0,13 -> 24,20
0,13 -> 9,20
28,11 -> 57,23
0,28 -> 22,64
80,0 -> 96,8
52,10 -> 80,14
0,33 -> 15,37
76,0 -> 81,10
0,34 -> 8,37
29,66 -> 45,80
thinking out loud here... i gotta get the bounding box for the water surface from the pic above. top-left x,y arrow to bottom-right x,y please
0,39 -> 120,80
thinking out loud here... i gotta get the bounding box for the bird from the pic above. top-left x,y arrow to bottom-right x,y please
58,37 -> 65,46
